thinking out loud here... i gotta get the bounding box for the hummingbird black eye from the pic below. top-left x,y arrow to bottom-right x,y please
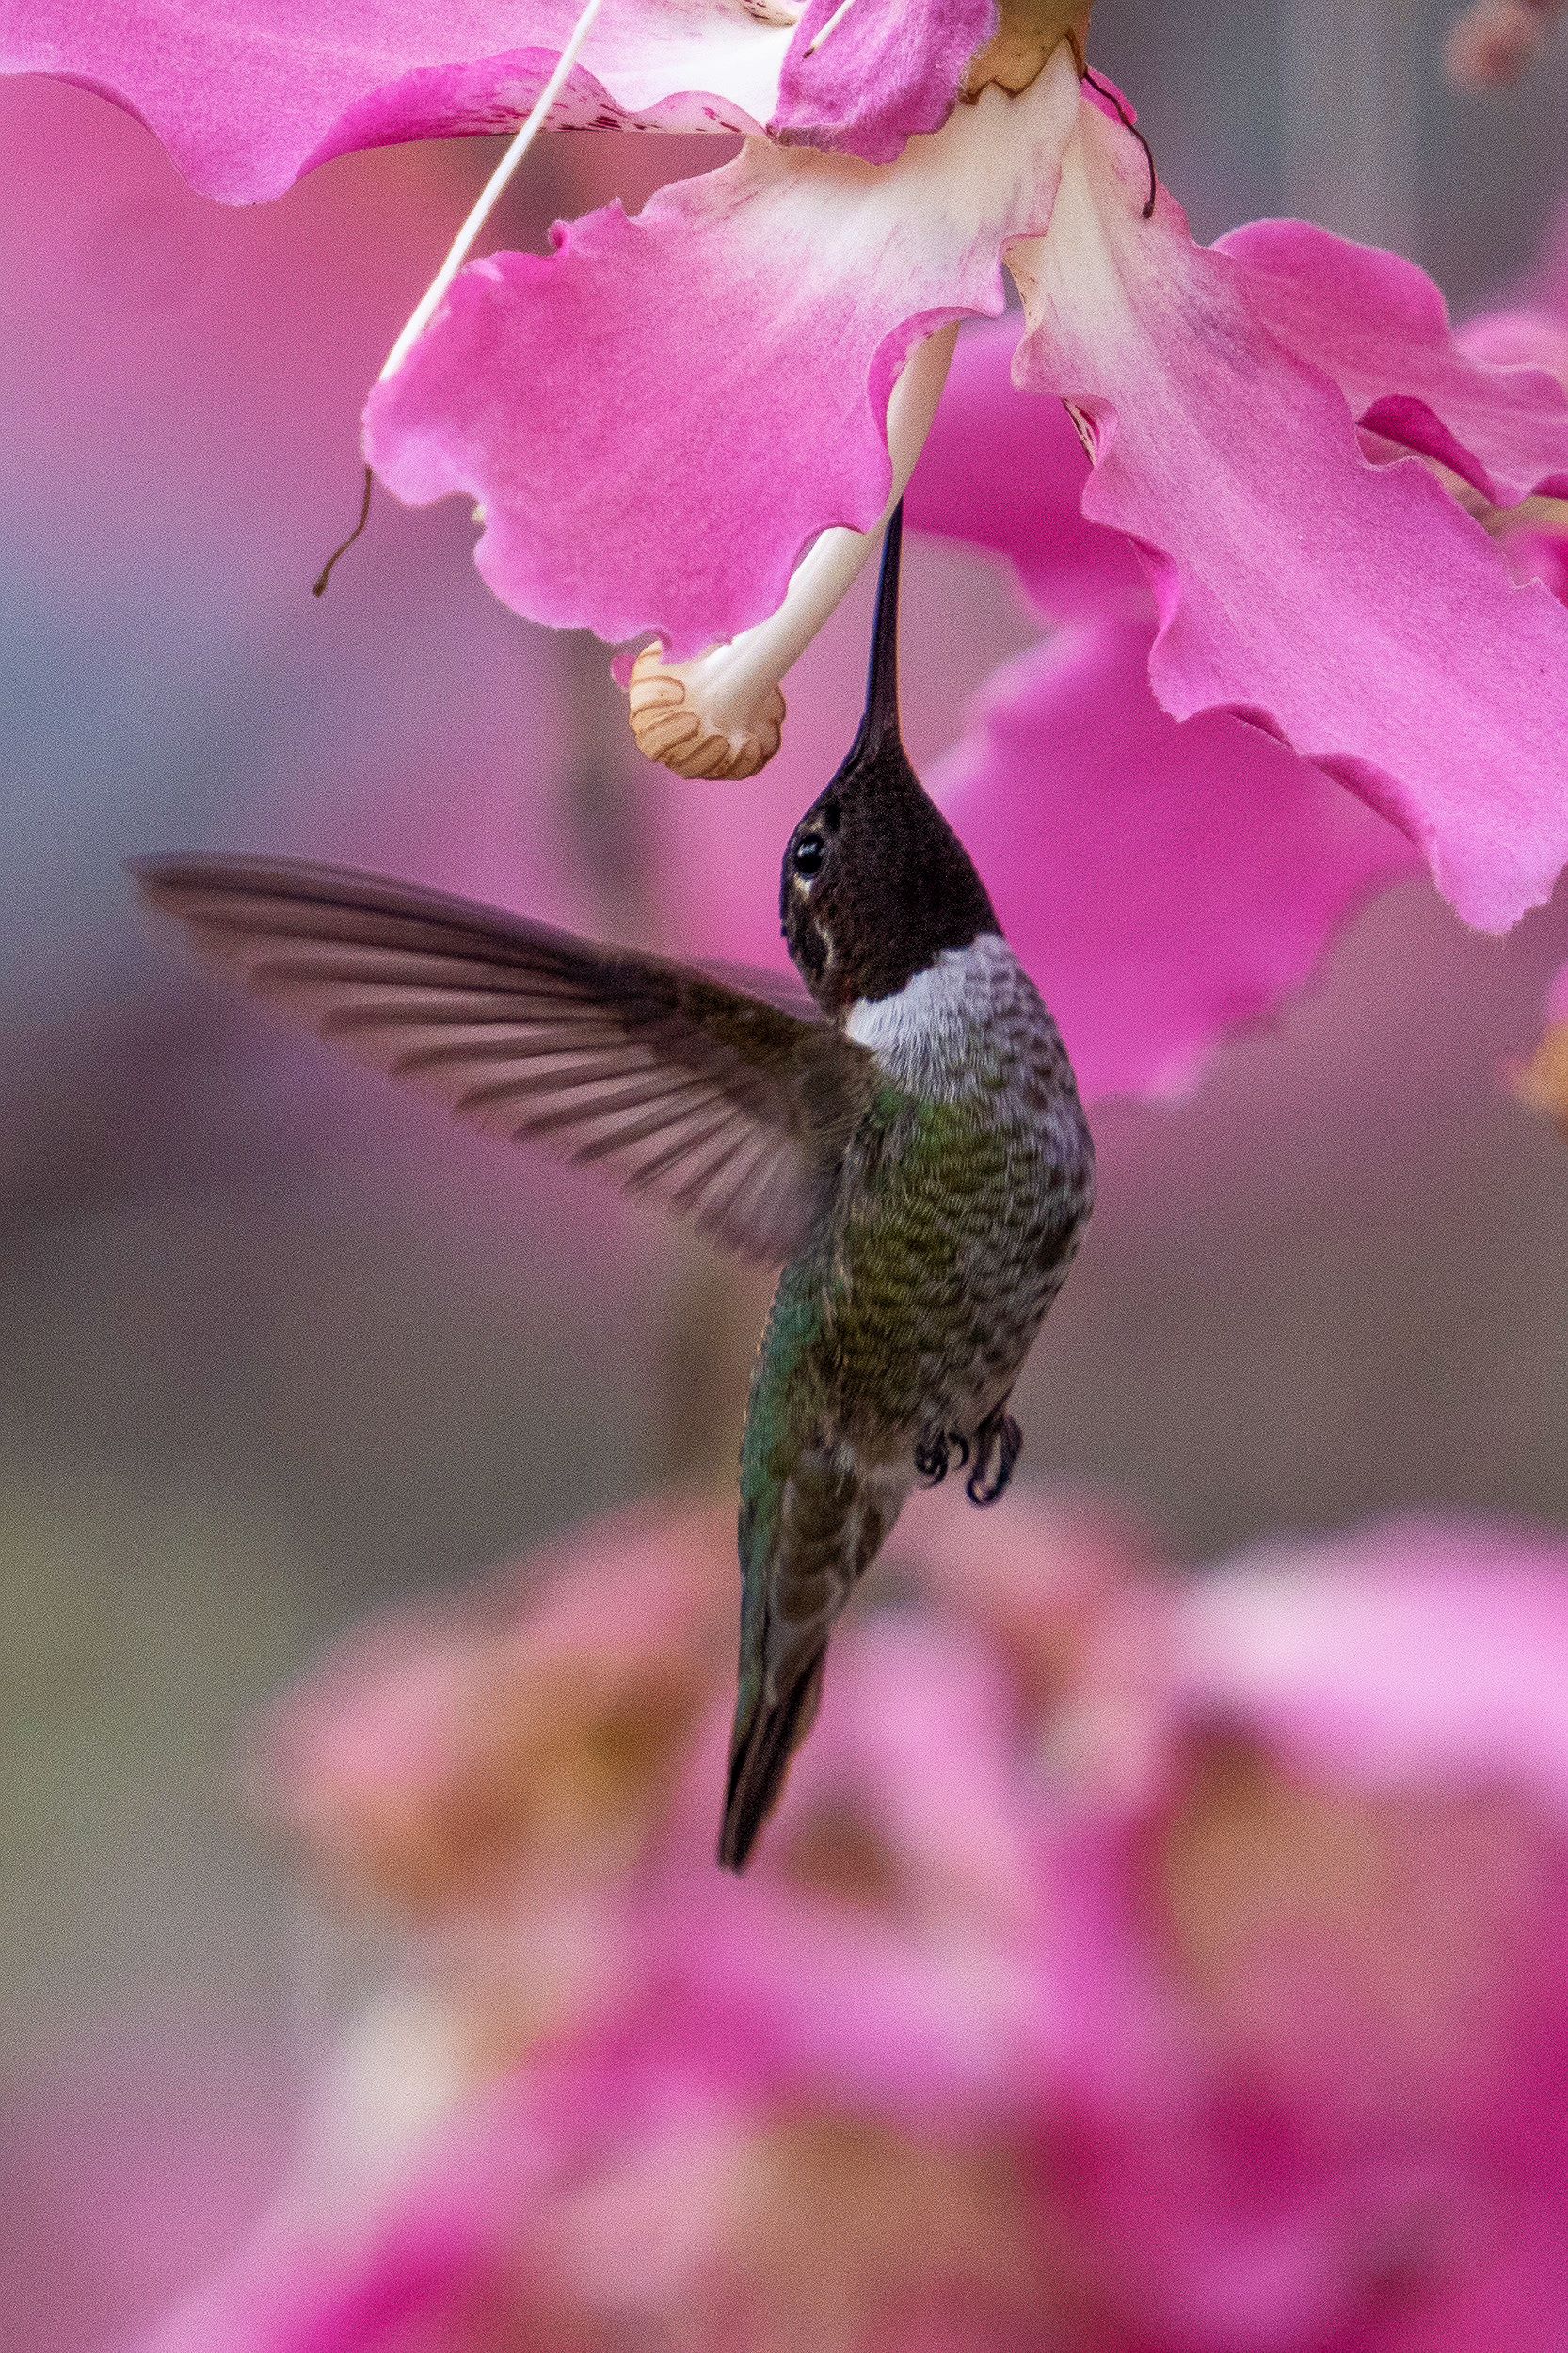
793,833 -> 826,879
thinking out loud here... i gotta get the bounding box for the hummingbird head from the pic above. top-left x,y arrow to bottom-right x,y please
781,505 -> 998,1021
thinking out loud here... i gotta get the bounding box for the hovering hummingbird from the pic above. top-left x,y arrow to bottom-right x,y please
136,506 -> 1095,1870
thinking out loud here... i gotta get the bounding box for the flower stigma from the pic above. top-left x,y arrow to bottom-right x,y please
628,320 -> 960,779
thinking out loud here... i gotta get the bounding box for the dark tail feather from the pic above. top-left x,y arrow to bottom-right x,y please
717,1650 -> 827,1872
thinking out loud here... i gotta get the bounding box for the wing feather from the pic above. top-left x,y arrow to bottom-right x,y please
134,855 -> 868,1264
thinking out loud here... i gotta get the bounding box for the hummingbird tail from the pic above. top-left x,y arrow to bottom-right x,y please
718,1647 -> 828,1874
718,1453 -> 904,1871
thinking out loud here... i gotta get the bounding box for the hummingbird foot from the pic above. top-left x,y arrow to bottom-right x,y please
915,1431 -> 950,1486
966,1408 -> 1021,1508
914,1429 -> 971,1488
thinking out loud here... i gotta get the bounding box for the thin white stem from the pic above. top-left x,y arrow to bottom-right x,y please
807,0 -> 862,53
379,0 -> 604,383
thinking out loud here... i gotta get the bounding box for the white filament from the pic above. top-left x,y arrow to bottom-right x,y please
807,0 -> 863,52
379,0 -> 605,383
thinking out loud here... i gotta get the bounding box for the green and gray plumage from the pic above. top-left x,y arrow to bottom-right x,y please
135,506 -> 1094,1872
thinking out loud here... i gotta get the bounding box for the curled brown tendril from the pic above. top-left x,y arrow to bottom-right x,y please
312,463 -> 375,599
1083,66 -> 1158,220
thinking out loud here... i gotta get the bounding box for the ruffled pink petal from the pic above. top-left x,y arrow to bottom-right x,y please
1181,1518 -> 1568,1803
1012,97 -> 1568,932
933,617 -> 1416,1100
3,1 -> 792,204
1220,221 -> 1568,505
772,0 -> 990,165
905,312 -> 1148,621
368,60 -> 1080,654
1460,306 -> 1568,398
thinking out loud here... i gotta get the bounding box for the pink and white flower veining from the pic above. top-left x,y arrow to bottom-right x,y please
10,0 -> 1568,1088
906,183 -> 1568,1098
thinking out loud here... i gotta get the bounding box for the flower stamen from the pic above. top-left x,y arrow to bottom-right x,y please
379,0 -> 605,385
628,323 -> 959,780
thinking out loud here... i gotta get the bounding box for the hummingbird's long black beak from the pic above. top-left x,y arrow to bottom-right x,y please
854,500 -> 904,762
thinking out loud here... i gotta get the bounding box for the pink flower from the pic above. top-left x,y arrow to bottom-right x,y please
131,1494 -> 1568,2353
0,0 -> 983,203
143,1492 -> 1073,2353
259,1497 -> 739,2037
1447,0 -> 1568,88
13,10 -> 1568,951
905,208 -> 1568,1098
1031,1517 -> 1568,2352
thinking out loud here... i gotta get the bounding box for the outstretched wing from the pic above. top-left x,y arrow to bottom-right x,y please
135,856 -> 869,1265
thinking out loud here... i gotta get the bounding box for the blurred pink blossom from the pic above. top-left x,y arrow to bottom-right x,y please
126,1493 -> 1568,2353
1447,0 -> 1567,88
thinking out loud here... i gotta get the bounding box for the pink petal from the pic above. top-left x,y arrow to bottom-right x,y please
905,312 -> 1148,621
1460,306 -> 1568,399
933,617 -> 1416,1101
772,0 -> 990,166
368,61 -> 1080,653
1013,98 -> 1568,931
3,2 -> 792,204
1220,220 -> 1568,505
1182,1518 -> 1568,1805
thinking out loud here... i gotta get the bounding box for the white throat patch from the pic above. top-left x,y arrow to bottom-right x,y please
844,933 -> 1024,1096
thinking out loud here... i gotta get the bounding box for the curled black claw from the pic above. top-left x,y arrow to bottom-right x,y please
1084,67 -> 1159,220
915,1433 -> 951,1488
966,1410 -> 1022,1509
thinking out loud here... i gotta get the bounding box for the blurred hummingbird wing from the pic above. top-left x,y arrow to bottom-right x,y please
134,856 -> 870,1265
698,961 -> 818,1019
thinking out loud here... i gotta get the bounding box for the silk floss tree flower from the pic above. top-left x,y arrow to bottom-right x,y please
10,0 -> 1568,1087
903,217 -> 1568,1098
119,1495 -> 1568,2353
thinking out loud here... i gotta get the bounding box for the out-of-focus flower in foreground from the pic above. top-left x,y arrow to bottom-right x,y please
136,1492 -> 1568,2353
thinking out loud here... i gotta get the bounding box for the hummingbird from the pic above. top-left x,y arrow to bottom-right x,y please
135,504 -> 1095,1871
